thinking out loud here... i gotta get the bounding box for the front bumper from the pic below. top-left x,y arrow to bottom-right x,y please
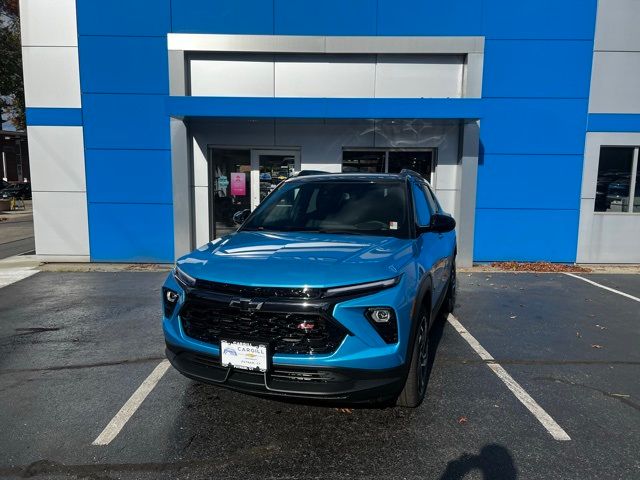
166,343 -> 406,404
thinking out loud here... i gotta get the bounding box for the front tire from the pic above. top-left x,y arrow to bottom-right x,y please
397,307 -> 430,408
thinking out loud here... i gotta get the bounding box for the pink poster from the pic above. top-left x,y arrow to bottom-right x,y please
230,172 -> 246,196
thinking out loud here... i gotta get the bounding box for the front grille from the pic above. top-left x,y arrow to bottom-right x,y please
180,297 -> 347,355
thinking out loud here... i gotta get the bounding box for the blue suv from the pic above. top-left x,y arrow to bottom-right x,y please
163,170 -> 457,407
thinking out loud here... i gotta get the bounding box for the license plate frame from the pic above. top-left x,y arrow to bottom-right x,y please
220,339 -> 269,373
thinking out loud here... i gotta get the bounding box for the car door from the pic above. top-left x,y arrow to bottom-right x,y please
423,183 -> 455,295
411,181 -> 449,311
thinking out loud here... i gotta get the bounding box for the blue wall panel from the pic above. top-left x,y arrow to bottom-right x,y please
26,108 -> 83,126
274,0 -> 376,35
79,37 -> 169,94
171,0 -> 274,34
83,94 -> 170,150
377,0 -> 482,36
483,40 -> 593,99
480,99 -> 589,155
588,114 -> 640,132
89,203 -> 174,262
476,155 -> 582,210
86,150 -> 173,204
77,0 -> 170,36
483,0 -> 597,39
474,209 -> 579,262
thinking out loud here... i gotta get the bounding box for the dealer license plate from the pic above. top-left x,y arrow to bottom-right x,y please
220,339 -> 268,372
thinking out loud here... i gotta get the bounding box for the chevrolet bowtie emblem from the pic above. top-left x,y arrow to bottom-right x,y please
229,297 -> 264,311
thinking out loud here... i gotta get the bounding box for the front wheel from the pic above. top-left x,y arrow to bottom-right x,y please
396,307 -> 430,408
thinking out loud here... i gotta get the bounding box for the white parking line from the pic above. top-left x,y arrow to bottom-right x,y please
447,314 -> 571,441
563,273 -> 640,303
0,267 -> 38,289
92,360 -> 170,446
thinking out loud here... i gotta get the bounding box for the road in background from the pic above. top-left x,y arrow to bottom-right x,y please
0,201 -> 34,259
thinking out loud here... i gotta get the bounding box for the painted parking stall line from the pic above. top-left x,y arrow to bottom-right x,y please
447,314 -> 571,441
563,273 -> 640,303
0,267 -> 38,289
92,360 -> 170,446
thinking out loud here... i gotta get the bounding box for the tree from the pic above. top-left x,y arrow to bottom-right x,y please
0,0 -> 25,131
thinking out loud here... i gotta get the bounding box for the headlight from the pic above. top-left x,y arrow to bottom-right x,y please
173,266 -> 196,287
324,276 -> 400,297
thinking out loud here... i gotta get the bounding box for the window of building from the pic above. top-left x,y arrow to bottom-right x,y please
342,149 -> 434,181
594,146 -> 640,213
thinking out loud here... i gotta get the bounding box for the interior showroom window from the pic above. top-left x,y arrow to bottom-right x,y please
594,146 -> 640,213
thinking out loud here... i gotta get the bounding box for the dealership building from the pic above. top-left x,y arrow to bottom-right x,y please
19,0 -> 640,266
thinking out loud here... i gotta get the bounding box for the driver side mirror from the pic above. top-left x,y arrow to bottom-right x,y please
417,213 -> 456,235
232,209 -> 251,226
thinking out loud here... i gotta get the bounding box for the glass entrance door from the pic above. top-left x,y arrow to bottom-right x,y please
250,150 -> 300,210
209,148 -> 252,239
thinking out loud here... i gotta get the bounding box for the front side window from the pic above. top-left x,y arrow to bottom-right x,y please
595,146 -> 639,213
412,182 -> 432,226
243,180 -> 409,237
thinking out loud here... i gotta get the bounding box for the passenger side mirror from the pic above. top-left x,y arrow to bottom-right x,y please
232,209 -> 251,226
417,213 -> 456,235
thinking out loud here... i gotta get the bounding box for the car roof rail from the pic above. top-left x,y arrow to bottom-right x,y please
399,169 -> 428,181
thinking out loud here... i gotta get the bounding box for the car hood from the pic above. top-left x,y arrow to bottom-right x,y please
176,231 -> 415,288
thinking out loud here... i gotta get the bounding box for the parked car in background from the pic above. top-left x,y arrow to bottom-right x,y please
0,182 -> 31,200
163,170 -> 457,408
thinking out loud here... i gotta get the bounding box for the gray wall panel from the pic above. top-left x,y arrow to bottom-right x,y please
594,0 -> 640,51
589,51 -> 640,113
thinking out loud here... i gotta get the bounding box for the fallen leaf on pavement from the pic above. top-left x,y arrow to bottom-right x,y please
335,408 -> 353,414
457,416 -> 468,425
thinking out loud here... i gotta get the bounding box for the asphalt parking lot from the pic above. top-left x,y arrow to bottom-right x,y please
0,270 -> 638,479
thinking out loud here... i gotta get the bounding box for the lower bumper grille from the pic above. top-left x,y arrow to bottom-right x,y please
179,297 -> 347,355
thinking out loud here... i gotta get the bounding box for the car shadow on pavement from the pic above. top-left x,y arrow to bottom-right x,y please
438,444 -> 518,480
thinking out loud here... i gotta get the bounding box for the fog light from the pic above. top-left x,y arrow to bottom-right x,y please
162,288 -> 180,318
166,290 -> 179,303
370,308 -> 392,323
365,307 -> 398,344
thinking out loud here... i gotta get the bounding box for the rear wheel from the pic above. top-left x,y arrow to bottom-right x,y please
397,306 -> 430,408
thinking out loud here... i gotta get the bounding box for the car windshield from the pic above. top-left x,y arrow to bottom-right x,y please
242,180 -> 409,237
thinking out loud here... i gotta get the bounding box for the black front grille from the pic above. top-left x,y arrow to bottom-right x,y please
180,297 -> 347,355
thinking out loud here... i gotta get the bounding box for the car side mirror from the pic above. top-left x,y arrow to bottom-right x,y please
232,209 -> 251,226
417,213 -> 456,234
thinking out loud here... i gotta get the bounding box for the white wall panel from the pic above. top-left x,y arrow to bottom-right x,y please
433,189 -> 458,217
20,0 -> 77,47
274,55 -> 375,98
32,192 -> 89,256
27,126 -> 86,192
190,56 -> 274,97
589,52 -> 640,114
375,55 -> 463,99
190,54 -> 464,99
22,46 -> 81,107
194,186 -> 210,247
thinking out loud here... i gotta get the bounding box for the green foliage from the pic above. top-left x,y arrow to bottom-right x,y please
0,0 -> 25,130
